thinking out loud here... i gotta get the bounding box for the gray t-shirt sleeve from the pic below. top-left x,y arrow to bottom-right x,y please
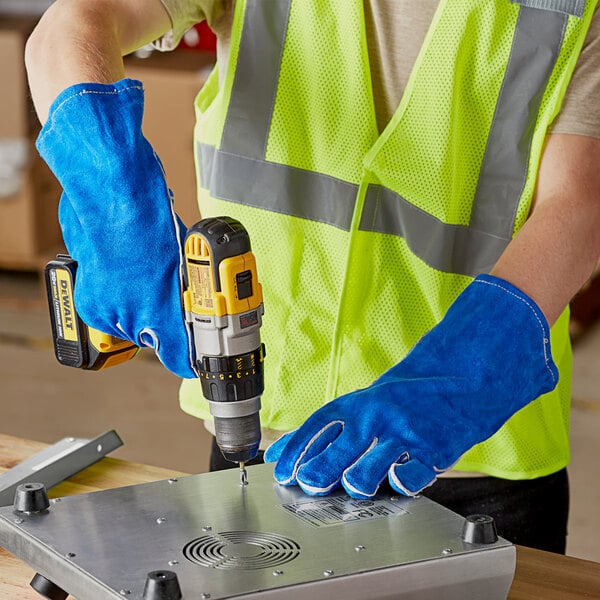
551,7 -> 600,140
153,0 -> 228,50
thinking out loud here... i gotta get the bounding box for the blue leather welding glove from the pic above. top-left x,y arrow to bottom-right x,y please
36,78 -> 195,378
264,274 -> 559,499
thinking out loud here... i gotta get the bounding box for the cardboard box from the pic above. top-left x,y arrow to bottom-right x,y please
125,50 -> 215,226
0,24 -> 28,137
0,17 -> 63,270
0,136 -> 63,269
0,25 -> 213,270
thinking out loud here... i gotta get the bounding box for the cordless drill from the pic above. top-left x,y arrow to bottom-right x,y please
183,217 -> 265,477
45,217 -> 265,479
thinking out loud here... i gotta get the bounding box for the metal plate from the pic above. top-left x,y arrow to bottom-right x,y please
0,463 -> 515,599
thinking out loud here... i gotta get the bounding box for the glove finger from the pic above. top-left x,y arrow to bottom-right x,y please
294,428 -> 368,496
342,439 -> 408,499
133,195 -> 191,377
263,430 -> 297,463
388,456 -> 437,497
155,204 -> 195,378
272,419 -> 344,486
139,323 -> 196,379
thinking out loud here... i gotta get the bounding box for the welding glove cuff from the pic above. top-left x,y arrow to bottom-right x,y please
36,79 -> 195,378
265,274 -> 559,498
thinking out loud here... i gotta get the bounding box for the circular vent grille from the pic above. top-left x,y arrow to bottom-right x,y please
183,531 -> 301,570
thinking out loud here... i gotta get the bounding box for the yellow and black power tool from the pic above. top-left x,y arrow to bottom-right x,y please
45,217 -> 265,472
183,216 -> 265,468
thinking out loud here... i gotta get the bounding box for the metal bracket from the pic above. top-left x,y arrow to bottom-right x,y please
0,430 -> 123,506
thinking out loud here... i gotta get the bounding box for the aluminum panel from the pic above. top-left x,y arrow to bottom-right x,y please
0,463 -> 515,599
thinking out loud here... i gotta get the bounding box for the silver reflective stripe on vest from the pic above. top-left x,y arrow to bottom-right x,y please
360,5 -> 568,276
511,0 -> 585,17
201,0 -> 357,230
359,185 -> 513,275
469,7 -> 567,240
198,142 -> 358,230
220,0 -> 291,159
199,0 -> 570,273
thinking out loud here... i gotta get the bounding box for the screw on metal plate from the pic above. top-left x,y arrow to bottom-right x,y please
200,594 -> 211,599
119,591 -> 131,596
168,560 -> 179,566
202,525 -> 212,532
442,548 -> 453,555
168,478 -> 178,484
13,482 -> 50,513
156,517 -> 167,524
355,545 -> 366,552
323,569 -> 334,577
273,570 -> 284,576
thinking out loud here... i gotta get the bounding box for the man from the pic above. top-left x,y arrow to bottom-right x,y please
25,0 -> 600,553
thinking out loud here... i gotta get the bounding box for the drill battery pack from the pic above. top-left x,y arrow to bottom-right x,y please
44,255 -> 139,370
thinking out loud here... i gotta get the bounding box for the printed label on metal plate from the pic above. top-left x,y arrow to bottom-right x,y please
281,496 -> 408,528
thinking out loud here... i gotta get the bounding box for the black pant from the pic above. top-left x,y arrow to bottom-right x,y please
209,437 -> 569,554
421,468 -> 569,554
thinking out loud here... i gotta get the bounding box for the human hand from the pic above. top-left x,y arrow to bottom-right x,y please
264,275 -> 558,498
36,79 -> 195,378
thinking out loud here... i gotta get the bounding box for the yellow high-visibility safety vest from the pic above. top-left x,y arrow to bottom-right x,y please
181,0 -> 596,479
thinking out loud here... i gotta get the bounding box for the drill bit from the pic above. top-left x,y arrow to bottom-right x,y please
239,462 -> 248,486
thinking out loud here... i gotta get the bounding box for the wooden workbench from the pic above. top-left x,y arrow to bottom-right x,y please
1,434 -> 599,599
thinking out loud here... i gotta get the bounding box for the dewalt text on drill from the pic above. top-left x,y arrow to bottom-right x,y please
45,255 -> 139,370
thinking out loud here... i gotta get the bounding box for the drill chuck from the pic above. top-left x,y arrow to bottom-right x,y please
213,414 -> 261,463
199,344 -> 265,463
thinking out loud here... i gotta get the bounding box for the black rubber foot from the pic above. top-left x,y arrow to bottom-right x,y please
14,483 -> 50,513
30,573 -> 69,600
143,570 -> 183,600
462,514 -> 499,545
